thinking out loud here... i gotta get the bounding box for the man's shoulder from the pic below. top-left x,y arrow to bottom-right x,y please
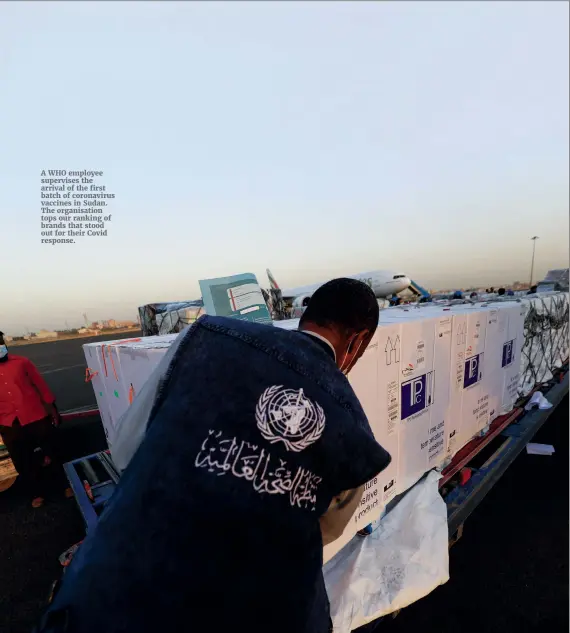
2,355 -> 30,375
187,315 -> 363,420
195,315 -> 298,346
7,354 -> 28,364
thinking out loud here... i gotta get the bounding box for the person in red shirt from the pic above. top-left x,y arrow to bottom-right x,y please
0,331 -> 70,507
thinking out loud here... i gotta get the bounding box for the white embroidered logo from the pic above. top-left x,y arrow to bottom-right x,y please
256,385 -> 325,452
194,429 -> 322,511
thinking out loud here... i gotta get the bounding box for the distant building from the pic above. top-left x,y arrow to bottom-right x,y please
116,320 -> 137,328
108,319 -> 117,328
35,329 -> 58,339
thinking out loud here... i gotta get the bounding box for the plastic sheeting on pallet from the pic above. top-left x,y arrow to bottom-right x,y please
138,301 -> 205,337
324,471 -> 449,633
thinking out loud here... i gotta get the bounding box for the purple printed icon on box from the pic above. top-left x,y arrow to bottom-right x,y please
502,339 -> 515,368
401,371 -> 435,420
463,353 -> 483,389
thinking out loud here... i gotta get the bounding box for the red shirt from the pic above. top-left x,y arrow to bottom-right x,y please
0,355 -> 56,427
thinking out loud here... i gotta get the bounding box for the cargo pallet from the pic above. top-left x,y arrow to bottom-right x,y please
59,369 -> 568,627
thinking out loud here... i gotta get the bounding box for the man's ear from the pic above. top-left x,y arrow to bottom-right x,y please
347,330 -> 367,353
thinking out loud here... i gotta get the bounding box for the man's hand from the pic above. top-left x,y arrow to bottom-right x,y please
45,402 -> 62,428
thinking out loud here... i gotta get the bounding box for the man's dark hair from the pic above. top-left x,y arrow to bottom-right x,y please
299,278 -> 379,334
498,288 -> 506,296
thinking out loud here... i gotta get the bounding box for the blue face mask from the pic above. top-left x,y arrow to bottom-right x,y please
0,345 -> 7,359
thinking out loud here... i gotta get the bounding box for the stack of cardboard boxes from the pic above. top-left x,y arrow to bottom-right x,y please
83,301 -> 530,561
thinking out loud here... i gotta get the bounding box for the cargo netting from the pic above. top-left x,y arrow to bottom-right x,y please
138,301 -> 205,337
519,293 -> 569,395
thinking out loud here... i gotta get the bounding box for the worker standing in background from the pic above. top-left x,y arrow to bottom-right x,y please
39,279 -> 391,633
0,331 -> 69,507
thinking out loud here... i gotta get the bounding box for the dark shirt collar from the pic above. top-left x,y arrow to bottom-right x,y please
296,330 -> 336,363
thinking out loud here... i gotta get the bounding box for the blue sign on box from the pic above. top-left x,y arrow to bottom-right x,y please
502,339 -> 515,368
463,353 -> 483,389
401,371 -> 435,420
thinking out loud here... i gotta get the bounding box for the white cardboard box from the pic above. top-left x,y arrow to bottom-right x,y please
356,325 -> 400,510
324,325 -> 401,565
83,335 -> 177,446
457,308 -> 488,447
447,311 -> 467,459
501,302 -> 526,412
83,343 -> 117,448
379,309 -> 453,480
482,306 -> 510,426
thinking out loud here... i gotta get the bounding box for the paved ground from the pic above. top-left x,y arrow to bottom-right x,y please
0,341 -> 567,633
11,332 -> 142,412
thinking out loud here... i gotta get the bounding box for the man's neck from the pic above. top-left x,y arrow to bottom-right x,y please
298,326 -> 338,362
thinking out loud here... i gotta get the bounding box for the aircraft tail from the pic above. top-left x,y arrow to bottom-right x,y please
265,269 -> 288,320
266,268 -> 280,291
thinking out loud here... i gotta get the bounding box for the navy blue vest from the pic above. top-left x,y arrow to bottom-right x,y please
40,316 -> 390,633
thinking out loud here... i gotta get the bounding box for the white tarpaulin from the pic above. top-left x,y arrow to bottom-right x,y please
324,471 -> 449,633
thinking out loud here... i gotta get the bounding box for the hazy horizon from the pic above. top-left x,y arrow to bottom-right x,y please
1,2 -> 568,334
3,271 -> 561,336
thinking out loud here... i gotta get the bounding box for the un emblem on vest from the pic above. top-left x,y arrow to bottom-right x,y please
256,385 -> 326,452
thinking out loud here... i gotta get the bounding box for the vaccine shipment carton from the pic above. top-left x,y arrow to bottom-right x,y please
378,309 -> 452,493
353,325 -> 399,512
83,335 -> 177,447
501,302 -> 526,413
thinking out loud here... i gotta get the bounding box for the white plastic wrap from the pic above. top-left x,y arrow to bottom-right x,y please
324,471 -> 449,632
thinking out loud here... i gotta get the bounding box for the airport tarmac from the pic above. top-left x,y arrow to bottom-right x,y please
11,331 -> 143,412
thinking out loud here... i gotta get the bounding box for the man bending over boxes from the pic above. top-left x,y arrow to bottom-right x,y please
38,279 -> 391,633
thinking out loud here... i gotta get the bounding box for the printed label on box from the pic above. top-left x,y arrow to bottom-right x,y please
387,380 -> 399,435
416,340 -> 426,370
428,419 -> 446,464
502,339 -> 515,368
437,320 -> 452,339
401,371 -> 435,420
382,477 -> 396,504
463,353 -> 483,389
